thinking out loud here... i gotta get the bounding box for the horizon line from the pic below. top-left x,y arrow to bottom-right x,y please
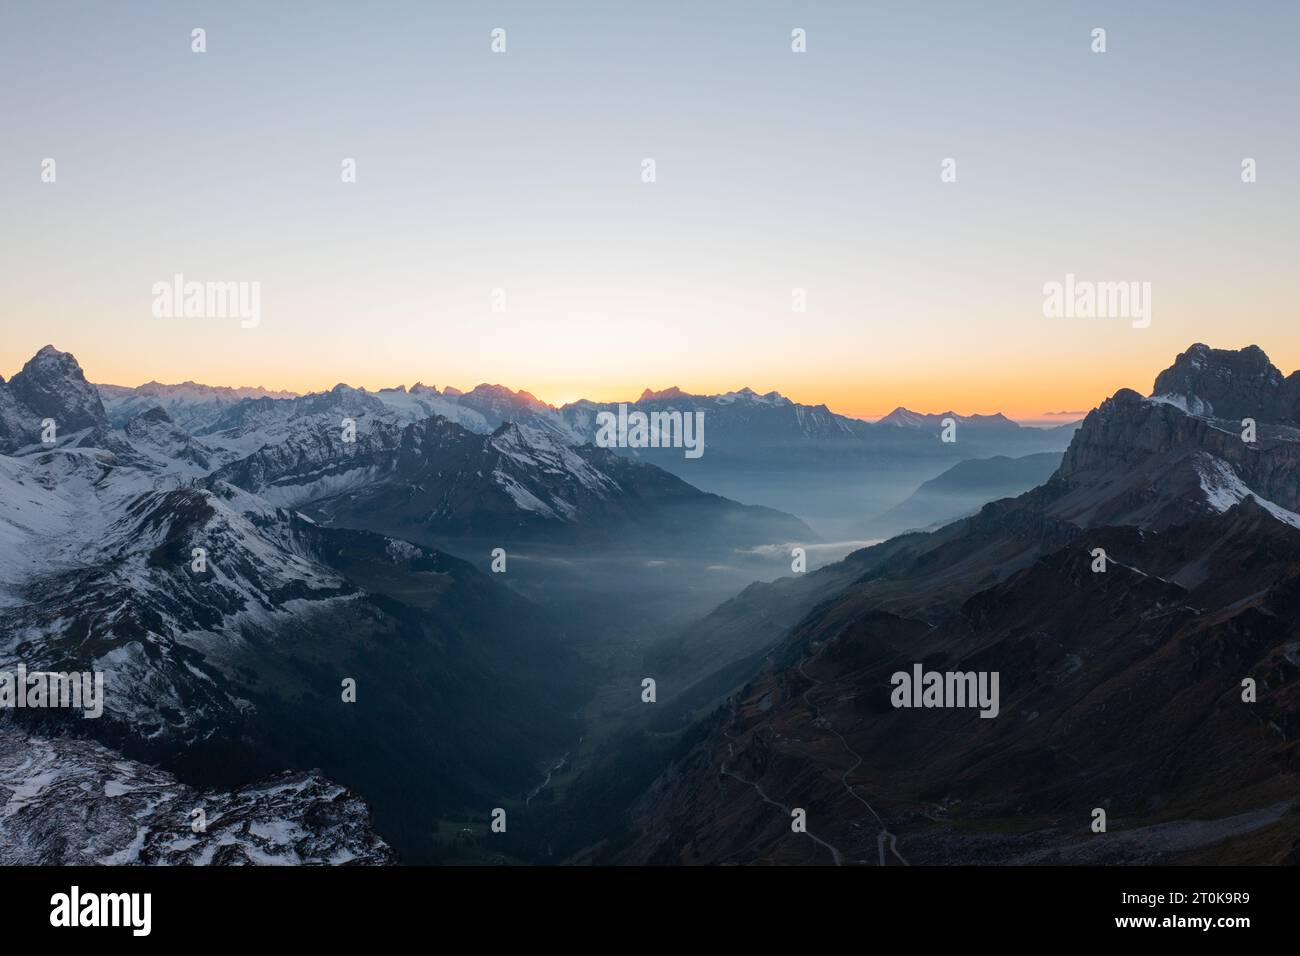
10,339 -> 1254,426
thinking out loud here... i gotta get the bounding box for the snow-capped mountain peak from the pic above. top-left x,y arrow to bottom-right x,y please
0,346 -> 109,452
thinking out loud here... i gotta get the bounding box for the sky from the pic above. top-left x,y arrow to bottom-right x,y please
2,1 -> 1298,421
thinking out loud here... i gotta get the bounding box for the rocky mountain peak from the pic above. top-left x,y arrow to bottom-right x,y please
0,345 -> 109,451
7,344 -> 108,431
466,383 -> 552,410
1150,342 -> 1297,422
1052,348 -> 1300,530
638,386 -> 688,402
136,405 -> 175,424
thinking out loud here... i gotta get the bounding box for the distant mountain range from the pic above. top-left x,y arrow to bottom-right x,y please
555,386 -> 1078,538
94,374 -> 1072,450
874,407 -> 1021,432
604,343 -> 1300,865
560,387 -> 1075,452
207,414 -> 811,552
98,381 -> 298,431
84,369 -> 1079,540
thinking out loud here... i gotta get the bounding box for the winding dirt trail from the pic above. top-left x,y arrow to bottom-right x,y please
796,656 -> 909,866
720,727 -> 845,865
714,644 -> 909,866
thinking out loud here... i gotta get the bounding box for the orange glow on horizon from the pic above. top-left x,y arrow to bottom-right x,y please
30,354 -> 1140,424
6,336 -> 1297,427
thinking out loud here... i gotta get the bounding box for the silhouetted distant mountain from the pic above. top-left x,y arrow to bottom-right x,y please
863,452 -> 1064,538
558,388 -> 1077,538
875,407 -> 1020,433
560,386 -> 867,457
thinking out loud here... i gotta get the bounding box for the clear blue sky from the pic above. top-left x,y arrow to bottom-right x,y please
2,0 -> 1297,418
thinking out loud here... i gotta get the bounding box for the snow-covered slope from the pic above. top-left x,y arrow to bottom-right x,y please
0,347 -> 590,864
1194,452 -> 1300,529
0,451 -> 356,742
122,406 -> 222,475
98,381 -> 298,432
1046,356 -> 1300,532
0,724 -> 392,865
210,414 -> 813,548
195,379 -> 578,455
372,383 -> 490,431
0,447 -> 170,601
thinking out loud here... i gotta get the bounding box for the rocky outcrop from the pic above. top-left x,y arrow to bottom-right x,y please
0,725 -> 394,865
123,406 -> 215,471
1052,346 -> 1300,524
1151,342 -> 1300,423
0,346 -> 110,452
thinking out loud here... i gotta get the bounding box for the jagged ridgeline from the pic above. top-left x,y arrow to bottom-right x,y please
607,344 -> 1300,865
